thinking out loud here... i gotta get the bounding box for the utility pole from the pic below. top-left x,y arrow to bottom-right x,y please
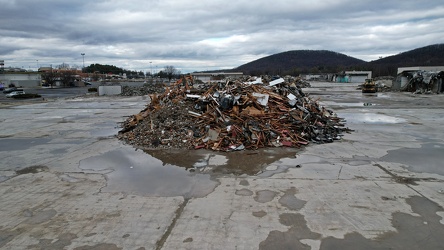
149,62 -> 152,76
81,53 -> 85,71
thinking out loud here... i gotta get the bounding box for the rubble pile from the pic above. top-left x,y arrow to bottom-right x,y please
118,77 -> 348,151
243,75 -> 311,88
374,76 -> 394,92
120,83 -> 166,96
283,76 -> 311,88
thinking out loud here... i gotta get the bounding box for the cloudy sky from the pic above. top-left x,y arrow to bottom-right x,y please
1,0 -> 443,73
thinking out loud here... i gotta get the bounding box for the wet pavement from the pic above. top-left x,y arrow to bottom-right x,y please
79,146 -> 219,198
0,82 -> 443,249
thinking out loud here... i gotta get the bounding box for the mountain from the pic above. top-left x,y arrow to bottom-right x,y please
232,44 -> 444,77
365,44 -> 444,76
234,50 -> 365,76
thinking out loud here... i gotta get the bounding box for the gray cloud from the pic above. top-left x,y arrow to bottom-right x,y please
1,0 -> 443,72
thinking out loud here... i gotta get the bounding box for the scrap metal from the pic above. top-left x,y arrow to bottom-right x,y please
118,76 -> 349,151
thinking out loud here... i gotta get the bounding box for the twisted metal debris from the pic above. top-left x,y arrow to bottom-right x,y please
118,76 -> 349,151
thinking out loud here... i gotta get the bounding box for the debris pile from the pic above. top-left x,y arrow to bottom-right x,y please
120,83 -> 166,96
118,77 -> 348,151
396,71 -> 444,94
374,76 -> 394,92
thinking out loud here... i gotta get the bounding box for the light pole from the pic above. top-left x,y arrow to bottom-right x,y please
81,53 -> 85,71
36,60 -> 39,71
150,62 -> 152,76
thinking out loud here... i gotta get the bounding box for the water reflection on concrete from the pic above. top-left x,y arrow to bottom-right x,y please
79,146 -> 219,198
381,143 -> 444,175
257,154 -> 326,177
144,147 -> 299,176
89,121 -> 120,138
0,138 -> 51,151
341,113 -> 406,124
78,144 -> 307,197
320,102 -> 377,107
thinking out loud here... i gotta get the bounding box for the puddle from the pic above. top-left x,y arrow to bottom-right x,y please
375,93 -> 391,98
235,189 -> 254,196
254,190 -> 278,203
321,102 -> 378,107
278,187 -> 306,210
79,145 -> 304,197
79,146 -> 219,198
90,128 -> 120,138
90,121 -> 121,138
193,154 -> 228,169
381,143 -> 444,175
260,213 -> 321,250
320,196 -> 444,249
144,147 -> 298,175
340,113 -> 406,124
252,210 -> 267,218
51,148 -> 68,154
0,138 -> 86,155
258,154 -> 326,177
0,138 -> 51,151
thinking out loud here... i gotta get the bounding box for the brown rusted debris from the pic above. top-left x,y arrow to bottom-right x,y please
117,76 -> 350,151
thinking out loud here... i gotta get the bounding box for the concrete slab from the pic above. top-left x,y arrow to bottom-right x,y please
0,83 -> 443,249
0,171 -> 182,249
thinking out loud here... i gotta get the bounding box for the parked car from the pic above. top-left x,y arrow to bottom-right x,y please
6,91 -> 25,98
3,87 -> 23,94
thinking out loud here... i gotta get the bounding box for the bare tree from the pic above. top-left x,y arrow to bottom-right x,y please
59,70 -> 77,87
41,71 -> 57,88
164,65 -> 177,82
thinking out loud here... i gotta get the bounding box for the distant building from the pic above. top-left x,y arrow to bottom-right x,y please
397,66 -> 444,74
303,74 -> 332,81
38,67 -> 53,72
334,71 -> 372,83
191,72 -> 243,83
0,72 -> 41,87
394,66 -> 444,93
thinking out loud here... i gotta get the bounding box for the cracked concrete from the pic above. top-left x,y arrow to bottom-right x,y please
1,83 -> 444,249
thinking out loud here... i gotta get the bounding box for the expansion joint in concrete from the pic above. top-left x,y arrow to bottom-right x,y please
155,198 -> 189,250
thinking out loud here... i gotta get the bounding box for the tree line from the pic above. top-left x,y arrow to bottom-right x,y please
83,64 -> 145,78
40,64 -> 182,87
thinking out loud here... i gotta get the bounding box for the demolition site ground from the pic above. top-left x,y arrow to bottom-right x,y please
0,82 -> 443,249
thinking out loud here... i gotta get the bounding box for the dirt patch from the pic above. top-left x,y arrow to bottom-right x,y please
15,165 -> 49,175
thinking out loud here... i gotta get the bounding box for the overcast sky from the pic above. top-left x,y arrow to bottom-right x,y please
1,0 -> 443,73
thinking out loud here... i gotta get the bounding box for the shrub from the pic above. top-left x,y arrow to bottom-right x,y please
12,93 -> 42,99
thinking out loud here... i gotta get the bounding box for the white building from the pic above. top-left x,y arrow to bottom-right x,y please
334,71 -> 372,83
191,72 -> 243,83
0,72 -> 41,87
